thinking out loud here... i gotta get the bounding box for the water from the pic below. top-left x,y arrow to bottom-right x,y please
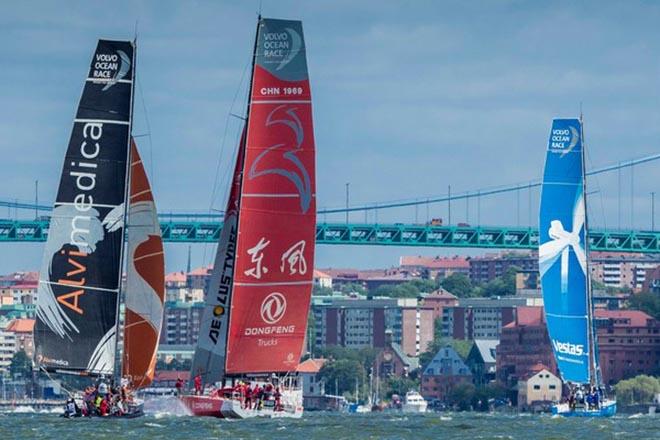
0,410 -> 658,440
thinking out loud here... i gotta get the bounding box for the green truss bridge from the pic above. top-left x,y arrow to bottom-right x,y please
1,218 -> 659,253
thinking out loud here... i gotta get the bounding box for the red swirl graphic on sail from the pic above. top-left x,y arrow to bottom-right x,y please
122,139 -> 165,388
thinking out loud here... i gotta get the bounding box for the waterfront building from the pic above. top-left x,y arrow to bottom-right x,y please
296,358 -> 327,397
5,318 -> 34,359
465,339 -> 498,386
156,344 -> 195,365
399,255 -> 470,280
589,252 -> 660,291
517,363 -> 561,410
420,345 -> 473,402
448,297 -> 528,340
421,288 -> 458,320
159,301 -> 204,346
469,252 -> 537,285
165,271 -> 188,302
0,320 -> 16,375
374,330 -> 420,378
496,306 -> 556,387
311,295 -> 433,356
313,270 -> 333,289
595,309 -> 660,385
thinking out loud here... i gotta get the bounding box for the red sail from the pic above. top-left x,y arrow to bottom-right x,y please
122,139 -> 165,388
226,18 -> 316,374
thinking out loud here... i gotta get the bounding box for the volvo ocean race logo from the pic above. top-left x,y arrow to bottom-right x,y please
552,339 -> 585,357
263,27 -> 301,71
549,126 -> 580,157
91,50 -> 131,91
260,292 -> 287,324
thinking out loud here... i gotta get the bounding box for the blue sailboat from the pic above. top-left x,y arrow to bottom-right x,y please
539,118 -> 617,417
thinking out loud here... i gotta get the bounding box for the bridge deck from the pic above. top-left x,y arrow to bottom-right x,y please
0,219 -> 658,252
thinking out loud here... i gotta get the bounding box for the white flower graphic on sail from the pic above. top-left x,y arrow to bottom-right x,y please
539,194 -> 587,293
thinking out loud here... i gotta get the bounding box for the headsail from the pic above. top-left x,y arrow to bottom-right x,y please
122,139 -> 164,388
226,18 -> 317,374
539,118 -> 591,384
35,40 -> 135,375
190,129 -> 246,383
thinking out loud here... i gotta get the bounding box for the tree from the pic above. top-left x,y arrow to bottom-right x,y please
312,285 -> 334,296
9,350 -> 32,380
318,359 -> 366,397
340,282 -> 367,295
383,376 -> 419,399
627,292 -> 660,320
614,375 -> 660,404
447,382 -> 476,410
440,273 -> 473,298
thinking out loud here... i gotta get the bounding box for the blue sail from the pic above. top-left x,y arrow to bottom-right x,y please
539,118 -> 591,384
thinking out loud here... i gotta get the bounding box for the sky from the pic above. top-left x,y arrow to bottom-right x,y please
2,0 -> 660,274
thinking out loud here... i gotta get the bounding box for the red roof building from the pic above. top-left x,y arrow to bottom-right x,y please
399,255 -> 470,279
422,288 -> 458,320
496,306 -> 556,387
595,309 -> 660,385
6,318 -> 35,358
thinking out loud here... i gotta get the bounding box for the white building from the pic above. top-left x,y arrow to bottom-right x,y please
517,363 -> 562,409
313,270 -> 333,289
0,320 -> 17,375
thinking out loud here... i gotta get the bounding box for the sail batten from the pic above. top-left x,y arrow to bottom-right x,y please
539,118 -> 592,384
34,40 -> 135,376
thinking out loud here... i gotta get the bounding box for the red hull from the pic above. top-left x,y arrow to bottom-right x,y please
179,395 -> 226,418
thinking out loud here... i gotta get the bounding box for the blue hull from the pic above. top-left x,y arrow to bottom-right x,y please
552,402 -> 617,417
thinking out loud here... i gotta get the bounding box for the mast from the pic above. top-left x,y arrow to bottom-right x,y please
114,39 -> 138,383
579,114 -> 599,388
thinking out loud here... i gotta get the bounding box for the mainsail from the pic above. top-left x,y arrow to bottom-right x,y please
191,17 -> 316,380
34,40 -> 135,375
122,139 -> 165,388
539,118 -> 593,384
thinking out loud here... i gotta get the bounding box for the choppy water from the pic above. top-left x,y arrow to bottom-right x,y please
1,408 -> 658,440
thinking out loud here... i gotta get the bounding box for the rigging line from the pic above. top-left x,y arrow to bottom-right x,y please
136,75 -> 155,189
203,57 -> 251,267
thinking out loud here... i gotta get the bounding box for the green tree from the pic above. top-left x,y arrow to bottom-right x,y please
373,283 -> 419,298
440,273 -> 474,298
9,350 -> 32,380
627,292 -> 660,320
318,359 -> 366,397
313,285 -> 334,296
447,382 -> 476,410
614,375 -> 660,404
383,376 -> 419,399
340,282 -> 367,295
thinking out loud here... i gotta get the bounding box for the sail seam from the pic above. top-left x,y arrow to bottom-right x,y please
40,279 -> 119,293
234,280 -> 313,287
74,118 -> 130,125
133,250 -> 164,262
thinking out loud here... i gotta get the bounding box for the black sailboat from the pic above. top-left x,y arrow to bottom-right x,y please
34,39 -> 153,418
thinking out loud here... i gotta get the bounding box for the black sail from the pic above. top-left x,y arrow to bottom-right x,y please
35,40 -> 135,375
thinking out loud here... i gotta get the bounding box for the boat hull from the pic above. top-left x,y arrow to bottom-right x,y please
552,400 -> 617,417
180,395 -> 303,419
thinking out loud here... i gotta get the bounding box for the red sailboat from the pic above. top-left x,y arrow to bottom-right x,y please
180,16 -> 316,419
